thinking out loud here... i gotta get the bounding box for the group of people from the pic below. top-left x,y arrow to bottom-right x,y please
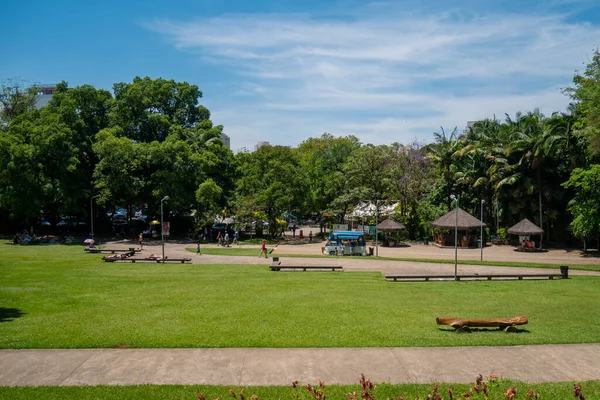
104,252 -> 132,261
13,231 -> 36,244
13,231 -> 72,245
216,230 -> 239,247
521,239 -> 536,249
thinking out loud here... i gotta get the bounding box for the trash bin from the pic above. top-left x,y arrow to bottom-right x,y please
560,265 -> 569,279
299,230 -> 304,238
368,247 -> 374,256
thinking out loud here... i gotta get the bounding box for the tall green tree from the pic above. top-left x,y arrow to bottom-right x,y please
0,109 -> 80,225
111,76 -> 206,143
388,141 -> 435,216
232,145 -> 307,235
562,164 -> 600,242
45,82 -> 114,216
0,79 -> 39,127
297,133 -> 361,216
564,49 -> 600,156
425,127 -> 460,210
341,144 -> 393,218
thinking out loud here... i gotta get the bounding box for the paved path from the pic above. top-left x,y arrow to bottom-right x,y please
1,344 -> 599,386
106,240 -> 600,277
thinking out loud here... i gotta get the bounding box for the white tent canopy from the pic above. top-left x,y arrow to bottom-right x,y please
350,201 -> 397,218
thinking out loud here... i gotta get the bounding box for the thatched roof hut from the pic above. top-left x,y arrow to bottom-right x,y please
507,218 -> 543,235
376,219 -> 406,231
431,208 -> 485,230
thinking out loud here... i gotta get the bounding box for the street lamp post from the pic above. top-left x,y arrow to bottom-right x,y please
480,199 -> 485,261
160,196 -> 170,262
450,195 -> 458,280
90,195 -> 100,239
375,200 -> 379,257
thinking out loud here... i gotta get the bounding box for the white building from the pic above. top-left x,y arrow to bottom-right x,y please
255,141 -> 270,151
220,132 -> 230,149
34,85 -> 56,109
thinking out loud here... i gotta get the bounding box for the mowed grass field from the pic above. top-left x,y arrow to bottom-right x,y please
1,380 -> 600,400
1,243 -> 600,349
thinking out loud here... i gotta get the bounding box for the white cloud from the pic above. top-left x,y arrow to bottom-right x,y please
145,3 -> 600,151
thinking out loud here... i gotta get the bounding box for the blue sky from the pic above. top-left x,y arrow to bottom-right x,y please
2,0 -> 600,152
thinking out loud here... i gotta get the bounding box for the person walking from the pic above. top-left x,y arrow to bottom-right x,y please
224,232 -> 230,247
233,230 -> 239,245
259,239 -> 268,258
196,241 -> 201,255
138,232 -> 144,250
309,231 -> 313,242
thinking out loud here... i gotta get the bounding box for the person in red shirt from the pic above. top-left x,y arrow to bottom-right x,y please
259,239 -> 268,258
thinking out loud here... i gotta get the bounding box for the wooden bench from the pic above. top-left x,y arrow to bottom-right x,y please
86,248 -> 139,254
104,257 -> 191,264
101,250 -> 136,261
385,269 -> 567,282
436,316 -> 528,332
269,265 -> 343,272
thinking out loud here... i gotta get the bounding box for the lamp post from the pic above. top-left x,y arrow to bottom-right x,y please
375,200 -> 379,257
480,199 -> 485,261
160,196 -> 170,262
450,194 -> 458,280
495,199 -> 499,233
90,195 -> 100,239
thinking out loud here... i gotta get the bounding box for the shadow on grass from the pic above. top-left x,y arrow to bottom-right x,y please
0,307 -> 26,323
438,327 -> 530,334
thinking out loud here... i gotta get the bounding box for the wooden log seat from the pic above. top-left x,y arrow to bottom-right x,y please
436,316 -> 528,332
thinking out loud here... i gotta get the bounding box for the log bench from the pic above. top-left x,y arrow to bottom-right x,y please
436,316 -> 528,332
269,265 -> 343,272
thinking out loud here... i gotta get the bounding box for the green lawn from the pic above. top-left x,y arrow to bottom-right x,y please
1,380 -> 599,399
1,243 -> 600,349
192,247 -> 600,271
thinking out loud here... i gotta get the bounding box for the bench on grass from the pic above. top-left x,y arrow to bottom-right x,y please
385,273 -> 564,282
436,316 -> 528,332
101,250 -> 136,261
103,257 -> 191,264
269,265 -> 342,272
86,247 -> 139,254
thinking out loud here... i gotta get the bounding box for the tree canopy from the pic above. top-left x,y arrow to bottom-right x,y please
2,50 -> 600,246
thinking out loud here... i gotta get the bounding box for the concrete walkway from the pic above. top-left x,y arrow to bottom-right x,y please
1,344 -> 600,386
105,240 -> 600,277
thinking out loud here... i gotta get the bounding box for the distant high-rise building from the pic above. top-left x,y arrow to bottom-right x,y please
463,120 -> 479,134
255,141 -> 270,151
220,132 -> 230,149
34,84 -> 56,109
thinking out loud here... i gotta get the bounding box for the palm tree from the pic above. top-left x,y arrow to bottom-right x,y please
500,110 -> 549,246
426,127 -> 461,210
